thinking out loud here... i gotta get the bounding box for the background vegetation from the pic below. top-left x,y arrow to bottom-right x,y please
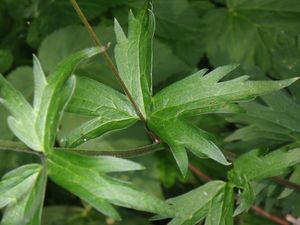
1,0 -> 300,224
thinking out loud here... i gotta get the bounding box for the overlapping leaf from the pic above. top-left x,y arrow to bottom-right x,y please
148,65 -> 297,175
226,91 -> 300,144
228,147 -> 300,215
161,181 -> 233,225
0,164 -> 46,225
62,76 -> 138,147
62,5 -> 298,177
47,149 -> 174,220
0,47 -> 100,151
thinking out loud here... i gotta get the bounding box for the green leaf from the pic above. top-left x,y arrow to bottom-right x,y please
0,47 -> 101,152
148,65 -> 297,175
227,173 -> 255,216
148,116 -> 229,176
278,165 -> 300,199
227,146 -> 300,215
62,76 -> 138,147
0,66 -> 34,140
226,91 -> 300,144
47,149 -> 174,220
228,148 -> 300,182
152,65 -> 298,116
0,73 -> 39,150
0,164 -> 46,225
204,183 -> 234,225
201,0 -> 300,70
114,3 -> 154,117
165,181 -> 227,225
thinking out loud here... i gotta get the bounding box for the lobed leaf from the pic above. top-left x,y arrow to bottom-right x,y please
47,149 -> 174,220
227,147 -> 300,215
229,148 -> 300,182
148,65 -> 298,175
148,116 -> 229,176
0,47 -> 101,152
62,76 -> 138,147
0,164 -> 46,225
164,181 -> 231,225
114,2 -> 155,118
152,65 -> 298,116
0,74 -> 39,150
226,91 -> 300,143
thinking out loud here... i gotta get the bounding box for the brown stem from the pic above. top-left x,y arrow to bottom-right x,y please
70,0 -> 147,125
271,176 -> 300,191
188,163 -> 290,225
251,206 -> 289,225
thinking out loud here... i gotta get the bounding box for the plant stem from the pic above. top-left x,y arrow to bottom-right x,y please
0,140 -> 165,158
70,0 -> 147,126
55,142 -> 166,158
0,140 -> 41,156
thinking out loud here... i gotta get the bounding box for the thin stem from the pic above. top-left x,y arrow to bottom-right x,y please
38,154 -> 48,222
0,140 -> 41,156
55,142 -> 165,158
271,176 -> 300,191
69,0 -> 147,125
0,140 -> 165,158
251,206 -> 289,225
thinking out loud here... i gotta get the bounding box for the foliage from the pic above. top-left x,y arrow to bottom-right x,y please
1,0 -> 300,224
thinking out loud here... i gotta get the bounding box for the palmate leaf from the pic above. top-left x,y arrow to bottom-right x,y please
62,4 -> 298,177
0,164 -> 46,225
161,181 -> 234,225
0,47 -> 101,152
47,150 -> 174,220
201,0 -> 300,70
148,65 -> 298,175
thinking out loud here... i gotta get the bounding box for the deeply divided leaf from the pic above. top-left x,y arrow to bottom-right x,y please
164,181 -> 233,225
0,164 -> 46,225
114,3 -> 155,118
0,47 -> 101,152
47,150 -> 174,220
62,76 -> 138,147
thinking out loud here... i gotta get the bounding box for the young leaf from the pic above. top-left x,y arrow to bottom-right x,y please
114,2 -> 155,117
0,47 -> 101,152
47,149 -> 174,220
0,164 -> 46,225
61,76 -> 138,147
